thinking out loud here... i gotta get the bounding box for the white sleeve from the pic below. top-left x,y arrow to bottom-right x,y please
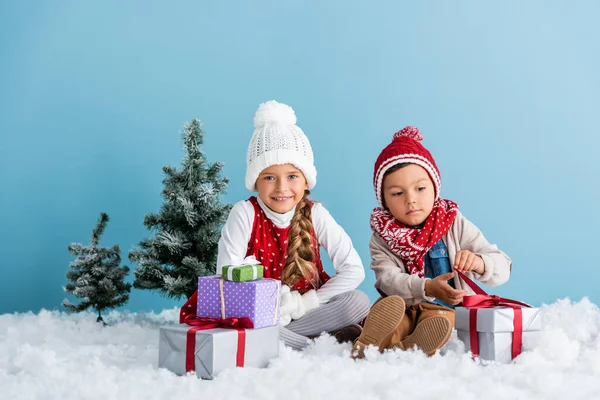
311,203 -> 366,305
216,200 -> 254,274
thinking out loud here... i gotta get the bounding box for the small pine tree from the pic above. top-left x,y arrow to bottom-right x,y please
63,213 -> 131,324
129,119 -> 231,299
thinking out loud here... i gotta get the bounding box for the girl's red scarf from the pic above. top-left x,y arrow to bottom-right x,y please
370,199 -> 459,277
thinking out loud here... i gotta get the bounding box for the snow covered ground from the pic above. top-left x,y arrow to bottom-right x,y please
1,298 -> 599,400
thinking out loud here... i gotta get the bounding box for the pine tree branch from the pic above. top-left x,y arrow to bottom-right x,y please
91,213 -> 109,247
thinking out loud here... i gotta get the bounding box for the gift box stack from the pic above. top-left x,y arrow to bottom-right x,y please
454,271 -> 541,363
158,257 -> 281,379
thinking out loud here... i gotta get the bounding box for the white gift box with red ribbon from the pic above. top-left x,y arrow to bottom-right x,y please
454,270 -> 542,363
159,317 -> 280,379
455,306 -> 541,363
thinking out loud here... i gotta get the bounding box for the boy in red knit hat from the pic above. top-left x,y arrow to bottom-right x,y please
351,126 -> 512,359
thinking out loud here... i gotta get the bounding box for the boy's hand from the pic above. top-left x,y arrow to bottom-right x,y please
424,272 -> 468,306
454,250 -> 485,275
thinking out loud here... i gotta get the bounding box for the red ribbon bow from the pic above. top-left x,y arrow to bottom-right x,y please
456,270 -> 531,361
462,294 -> 530,309
183,315 -> 254,373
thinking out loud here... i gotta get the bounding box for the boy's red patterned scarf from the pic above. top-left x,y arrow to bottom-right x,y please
370,199 -> 459,277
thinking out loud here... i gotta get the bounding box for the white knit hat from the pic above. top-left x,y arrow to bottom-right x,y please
245,100 -> 317,191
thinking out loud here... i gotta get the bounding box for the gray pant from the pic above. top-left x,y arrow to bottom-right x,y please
280,290 -> 371,350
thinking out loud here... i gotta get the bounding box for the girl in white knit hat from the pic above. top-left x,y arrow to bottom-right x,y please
216,100 -> 370,350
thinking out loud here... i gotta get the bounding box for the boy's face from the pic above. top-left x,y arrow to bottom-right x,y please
382,164 -> 436,226
255,164 -> 308,214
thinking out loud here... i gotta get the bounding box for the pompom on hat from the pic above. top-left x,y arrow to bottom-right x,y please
245,100 -> 316,191
373,126 -> 441,207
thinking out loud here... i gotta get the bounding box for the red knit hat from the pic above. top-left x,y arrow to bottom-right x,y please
373,126 -> 441,207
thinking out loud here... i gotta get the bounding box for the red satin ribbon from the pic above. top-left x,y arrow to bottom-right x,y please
456,270 -> 531,360
183,315 -> 254,373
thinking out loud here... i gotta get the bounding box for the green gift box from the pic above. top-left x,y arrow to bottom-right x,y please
221,258 -> 264,282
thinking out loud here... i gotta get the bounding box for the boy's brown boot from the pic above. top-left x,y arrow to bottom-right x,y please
394,314 -> 453,356
350,296 -> 405,360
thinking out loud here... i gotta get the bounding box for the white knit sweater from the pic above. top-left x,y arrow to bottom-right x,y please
217,197 -> 365,305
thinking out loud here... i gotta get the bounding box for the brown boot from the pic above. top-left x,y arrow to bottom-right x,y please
351,296 -> 406,360
394,315 -> 453,356
333,324 -> 363,344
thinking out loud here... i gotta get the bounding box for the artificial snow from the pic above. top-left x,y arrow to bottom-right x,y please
1,298 -> 599,400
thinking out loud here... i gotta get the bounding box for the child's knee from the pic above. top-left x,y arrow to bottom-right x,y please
338,290 -> 371,321
349,290 -> 371,318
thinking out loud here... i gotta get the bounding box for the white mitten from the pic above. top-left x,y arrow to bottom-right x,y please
278,285 -> 294,327
278,286 -> 320,326
289,289 -> 320,320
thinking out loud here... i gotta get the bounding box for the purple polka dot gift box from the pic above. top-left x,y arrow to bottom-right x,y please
196,276 -> 281,329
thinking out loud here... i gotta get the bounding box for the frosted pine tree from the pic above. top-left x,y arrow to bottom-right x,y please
63,213 -> 131,324
129,119 -> 231,299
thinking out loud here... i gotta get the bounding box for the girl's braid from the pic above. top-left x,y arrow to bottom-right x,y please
281,190 -> 319,287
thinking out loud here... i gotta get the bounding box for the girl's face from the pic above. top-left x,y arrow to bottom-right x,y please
255,164 -> 308,214
383,164 -> 436,226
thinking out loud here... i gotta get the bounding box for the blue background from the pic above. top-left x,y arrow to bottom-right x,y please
1,1 -> 598,314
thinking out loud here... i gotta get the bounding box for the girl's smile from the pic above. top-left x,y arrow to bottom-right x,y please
272,196 -> 294,202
